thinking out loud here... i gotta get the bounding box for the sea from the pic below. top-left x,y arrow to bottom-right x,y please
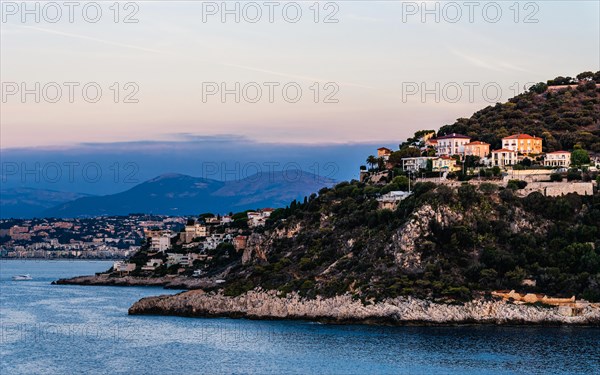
0,260 -> 598,375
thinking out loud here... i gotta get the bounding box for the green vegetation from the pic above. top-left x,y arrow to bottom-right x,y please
571,148 -> 591,167
507,180 -> 528,190
438,72 -> 600,152
221,180 -> 600,303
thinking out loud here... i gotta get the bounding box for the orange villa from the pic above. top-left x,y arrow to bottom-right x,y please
377,147 -> 393,160
502,134 -> 543,154
463,141 -> 490,158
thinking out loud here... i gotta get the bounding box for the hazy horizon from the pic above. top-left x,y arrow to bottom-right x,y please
2,1 -> 599,150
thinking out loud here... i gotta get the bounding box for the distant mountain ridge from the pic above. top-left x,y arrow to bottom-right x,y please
41,170 -> 335,218
0,188 -> 91,219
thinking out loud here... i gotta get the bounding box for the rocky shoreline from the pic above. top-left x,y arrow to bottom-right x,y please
52,275 -> 215,289
128,289 -> 600,326
54,276 -> 600,325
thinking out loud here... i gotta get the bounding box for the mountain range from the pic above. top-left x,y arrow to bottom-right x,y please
28,170 -> 335,218
0,188 -> 90,219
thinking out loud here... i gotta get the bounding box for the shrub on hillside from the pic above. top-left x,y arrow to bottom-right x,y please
507,180 -> 528,190
567,170 -> 583,181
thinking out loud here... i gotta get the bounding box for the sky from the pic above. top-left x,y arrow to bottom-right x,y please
0,1 -> 599,190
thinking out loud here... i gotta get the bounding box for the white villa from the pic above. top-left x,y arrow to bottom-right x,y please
544,151 -> 571,167
203,233 -> 233,250
401,157 -> 436,171
491,149 -> 518,168
150,234 -> 171,252
435,133 -> 471,156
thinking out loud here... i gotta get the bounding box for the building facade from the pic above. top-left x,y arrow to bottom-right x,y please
502,134 -> 543,154
463,141 -> 490,158
435,133 -> 471,156
432,156 -> 459,172
150,235 -> 171,252
491,149 -> 518,168
377,147 -> 393,160
425,139 -> 438,148
401,157 -> 435,171
544,151 -> 571,167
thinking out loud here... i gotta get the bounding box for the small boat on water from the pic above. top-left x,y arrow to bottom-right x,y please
12,274 -> 33,281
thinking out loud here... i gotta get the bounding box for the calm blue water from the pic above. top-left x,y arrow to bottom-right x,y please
0,260 -> 598,375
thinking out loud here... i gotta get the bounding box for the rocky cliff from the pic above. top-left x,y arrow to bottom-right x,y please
128,289 -> 600,325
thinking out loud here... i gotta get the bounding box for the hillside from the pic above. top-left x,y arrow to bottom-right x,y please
42,171 -> 335,218
214,181 -> 600,303
55,72 -> 600,324
99,71 -> 600,304
438,73 -> 600,153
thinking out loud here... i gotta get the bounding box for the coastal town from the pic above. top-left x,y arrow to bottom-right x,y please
0,210 -> 273,267
0,215 -> 184,259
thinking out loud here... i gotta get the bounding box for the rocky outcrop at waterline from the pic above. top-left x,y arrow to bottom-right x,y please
52,274 -> 216,289
128,289 -> 600,325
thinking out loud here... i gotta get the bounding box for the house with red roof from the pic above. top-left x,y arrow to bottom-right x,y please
502,134 -> 543,154
377,147 -> 393,161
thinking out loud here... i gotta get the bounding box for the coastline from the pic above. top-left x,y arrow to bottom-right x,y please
127,288 -> 600,326
54,275 -> 600,326
52,274 -> 215,289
